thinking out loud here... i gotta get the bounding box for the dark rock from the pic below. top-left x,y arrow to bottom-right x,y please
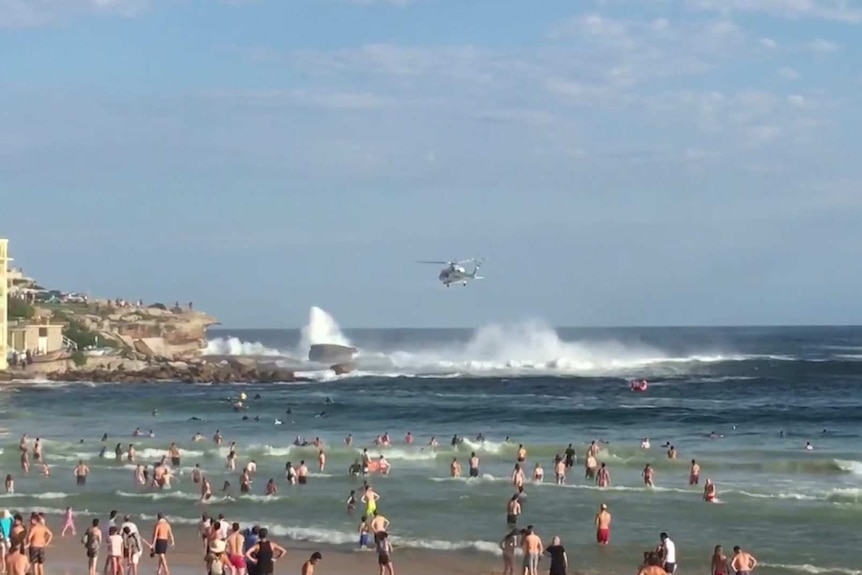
331,362 -> 355,375
308,344 -> 357,363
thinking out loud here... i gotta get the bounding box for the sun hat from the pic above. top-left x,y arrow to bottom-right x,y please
209,540 -> 226,554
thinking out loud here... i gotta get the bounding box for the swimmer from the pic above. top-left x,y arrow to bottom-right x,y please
641,438 -> 651,449
346,490 -> 356,514
345,434 -> 353,446
805,441 -> 814,451
429,436 -> 439,449
169,443 -> 181,468
318,450 -> 326,473
564,444 -> 576,468
378,455 -> 391,475
596,462 -> 611,488
297,461 -> 309,484
201,477 -> 213,502
642,464 -> 655,487
667,445 -> 677,459
468,452 -> 480,478
532,463 -> 543,482
191,465 -> 202,484
192,433 -> 205,442
703,478 -> 717,503
511,464 -> 525,488
595,503 -> 611,545
689,460 -> 701,485
554,457 -> 566,486
587,440 -> 600,458
506,494 -> 520,527
585,454 -> 597,480
264,479 -> 277,496
361,485 -> 380,516
285,462 -> 297,484
450,457 -> 462,478
239,470 -> 252,494
404,432 -> 413,445
516,444 -> 527,463
246,460 -> 257,475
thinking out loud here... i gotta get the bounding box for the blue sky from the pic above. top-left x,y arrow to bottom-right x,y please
1,0 -> 861,328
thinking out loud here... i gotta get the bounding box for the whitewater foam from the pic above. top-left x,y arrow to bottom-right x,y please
206,308 -> 746,377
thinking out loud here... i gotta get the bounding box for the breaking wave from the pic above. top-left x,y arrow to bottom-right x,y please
206,307 -> 751,378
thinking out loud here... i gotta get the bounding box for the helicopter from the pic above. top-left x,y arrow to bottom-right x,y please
417,258 -> 484,287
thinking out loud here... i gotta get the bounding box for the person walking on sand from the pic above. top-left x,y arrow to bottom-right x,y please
6,544 -> 29,575
595,503 -> 611,545
500,529 -> 518,575
375,532 -> 394,575
711,545 -> 730,575
731,546 -> 757,575
522,526 -> 543,575
26,514 -> 53,575
61,507 -> 76,537
82,519 -> 102,575
149,513 -> 175,575
545,536 -> 568,575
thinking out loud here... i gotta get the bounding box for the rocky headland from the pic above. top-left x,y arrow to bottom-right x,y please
5,299 -> 354,384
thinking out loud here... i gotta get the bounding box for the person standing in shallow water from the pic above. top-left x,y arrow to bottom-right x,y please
499,529 -> 519,575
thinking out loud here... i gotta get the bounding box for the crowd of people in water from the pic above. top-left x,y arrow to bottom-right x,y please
1,429 -> 770,575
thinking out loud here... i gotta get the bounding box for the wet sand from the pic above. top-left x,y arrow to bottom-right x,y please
29,516 -> 501,575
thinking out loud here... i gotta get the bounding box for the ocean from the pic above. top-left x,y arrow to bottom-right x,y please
2,309 -> 862,575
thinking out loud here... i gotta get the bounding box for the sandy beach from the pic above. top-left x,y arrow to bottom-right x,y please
20,514 -> 501,575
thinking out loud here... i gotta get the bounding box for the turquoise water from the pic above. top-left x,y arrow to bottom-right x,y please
3,323 -> 862,575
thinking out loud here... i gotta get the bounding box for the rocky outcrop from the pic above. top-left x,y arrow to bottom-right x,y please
45,359 -> 311,384
308,343 -> 357,363
42,302 -> 219,360
330,362 -> 355,375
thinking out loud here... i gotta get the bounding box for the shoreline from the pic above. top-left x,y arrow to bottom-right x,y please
19,514 -> 501,575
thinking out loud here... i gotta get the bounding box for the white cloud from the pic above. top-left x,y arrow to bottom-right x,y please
807,38 -> 840,53
760,37 -> 778,49
787,94 -> 807,107
778,66 -> 800,79
684,0 -> 862,23
0,0 -> 145,27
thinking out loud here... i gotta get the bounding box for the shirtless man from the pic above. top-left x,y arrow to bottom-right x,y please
450,458 -> 462,478
596,462 -> 611,487
150,514 -> 174,575
516,445 -> 527,463
6,545 -> 29,575
554,458 -> 566,485
370,511 -> 389,534
191,465 -> 202,485
240,470 -> 252,494
595,503 -> 611,545
301,552 -> 322,575
227,443 -> 237,471
33,439 -> 43,464
26,516 -> 53,575
511,464 -> 525,488
689,460 -> 701,485
468,452 -> 480,478
168,444 -> 181,468
74,461 -> 90,486
587,440 -> 600,458
127,444 -> 136,463
226,523 -> 246,575
532,463 -> 543,482
667,446 -> 677,459
506,494 -> 520,527
213,430 -> 222,445
200,477 -> 213,503
317,451 -> 326,473
643,464 -> 655,487
731,546 -> 757,575
297,461 -> 309,485
522,526 -> 543,575
585,454 -> 598,480
637,552 -> 668,575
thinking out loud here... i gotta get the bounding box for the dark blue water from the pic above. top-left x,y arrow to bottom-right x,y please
3,322 -> 862,575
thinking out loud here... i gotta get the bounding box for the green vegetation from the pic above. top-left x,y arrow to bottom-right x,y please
71,350 -> 87,367
7,296 -> 35,320
52,310 -> 118,350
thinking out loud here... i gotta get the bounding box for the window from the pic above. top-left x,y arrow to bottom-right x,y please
39,327 -> 48,337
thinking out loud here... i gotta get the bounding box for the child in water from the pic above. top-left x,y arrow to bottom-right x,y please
357,515 -> 371,550
4,475 -> 12,494
346,490 -> 356,514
